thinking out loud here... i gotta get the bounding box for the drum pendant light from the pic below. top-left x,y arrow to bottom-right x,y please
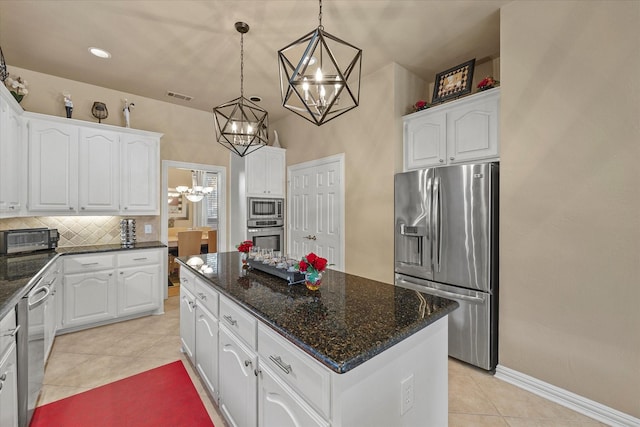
213,22 -> 268,157
278,0 -> 362,126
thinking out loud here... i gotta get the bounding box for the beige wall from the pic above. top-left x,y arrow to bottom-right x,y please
274,63 -> 423,283
500,1 -> 639,417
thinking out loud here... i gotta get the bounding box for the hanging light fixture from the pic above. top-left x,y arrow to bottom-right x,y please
213,22 -> 268,157
278,0 -> 362,126
176,171 -> 213,203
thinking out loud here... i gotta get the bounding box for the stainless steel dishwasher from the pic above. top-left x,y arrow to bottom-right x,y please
16,276 -> 51,427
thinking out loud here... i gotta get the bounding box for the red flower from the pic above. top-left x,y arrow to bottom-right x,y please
306,252 -> 318,265
298,260 -> 308,272
236,240 -> 253,253
297,252 -> 329,274
313,257 -> 327,271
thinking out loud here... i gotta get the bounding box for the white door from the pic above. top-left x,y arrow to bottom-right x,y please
288,154 -> 344,271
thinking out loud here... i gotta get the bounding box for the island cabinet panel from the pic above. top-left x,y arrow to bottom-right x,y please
0,309 -> 18,427
220,295 -> 257,349
403,88 -> 500,170
219,324 -> 258,427
179,286 -> 196,364
195,302 -> 219,401
258,324 -> 331,419
258,363 -> 329,427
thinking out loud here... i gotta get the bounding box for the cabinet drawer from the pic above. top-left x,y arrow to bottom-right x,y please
117,249 -> 161,267
0,309 -> 17,357
195,278 -> 219,318
220,296 -> 256,349
258,323 -> 331,418
179,267 -> 196,293
64,253 -> 115,273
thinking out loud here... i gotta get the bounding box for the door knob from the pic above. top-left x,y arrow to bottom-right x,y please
304,235 -> 317,240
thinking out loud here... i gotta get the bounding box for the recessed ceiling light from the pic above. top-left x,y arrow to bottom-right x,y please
249,95 -> 262,102
88,47 -> 111,59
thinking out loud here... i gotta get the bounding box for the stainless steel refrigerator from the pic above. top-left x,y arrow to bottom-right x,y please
394,162 -> 498,371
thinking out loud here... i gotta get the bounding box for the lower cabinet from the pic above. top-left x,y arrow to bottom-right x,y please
61,249 -> 163,332
179,286 -> 196,363
219,325 -> 257,427
0,310 -> 18,427
257,364 -> 328,427
195,304 -> 219,400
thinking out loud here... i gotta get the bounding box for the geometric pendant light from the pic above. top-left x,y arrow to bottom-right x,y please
213,22 -> 269,157
278,0 -> 362,126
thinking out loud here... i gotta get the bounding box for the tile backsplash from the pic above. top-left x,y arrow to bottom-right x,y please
0,216 -> 161,247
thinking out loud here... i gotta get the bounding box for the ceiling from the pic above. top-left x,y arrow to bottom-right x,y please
0,1 -> 508,123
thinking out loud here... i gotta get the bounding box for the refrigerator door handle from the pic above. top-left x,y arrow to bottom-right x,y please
397,278 -> 485,304
432,176 -> 441,272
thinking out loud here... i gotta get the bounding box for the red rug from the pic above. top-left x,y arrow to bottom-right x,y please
31,360 -> 214,427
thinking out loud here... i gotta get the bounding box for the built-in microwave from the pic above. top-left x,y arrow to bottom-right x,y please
248,198 -> 284,221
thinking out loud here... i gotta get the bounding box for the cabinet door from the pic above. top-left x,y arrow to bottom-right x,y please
246,150 -> 268,196
117,265 -> 160,316
264,149 -> 285,197
258,364 -> 329,427
195,304 -> 219,401
180,286 -> 196,363
0,344 -> 18,427
27,118 -> 78,212
63,270 -> 117,328
0,96 -> 23,214
120,134 -> 159,214
78,128 -> 120,213
219,325 -> 257,427
404,110 -> 447,170
446,93 -> 499,164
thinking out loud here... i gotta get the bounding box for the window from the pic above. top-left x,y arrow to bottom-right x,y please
205,172 -> 218,226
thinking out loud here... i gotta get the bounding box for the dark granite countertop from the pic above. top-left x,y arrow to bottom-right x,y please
0,241 -> 166,320
178,252 -> 458,374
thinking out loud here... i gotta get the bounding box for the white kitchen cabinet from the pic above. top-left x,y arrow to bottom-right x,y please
245,147 -> 286,197
180,285 -> 196,364
403,88 -> 499,170
78,127 -> 120,213
0,87 -> 24,216
63,268 -> 117,329
27,118 -> 79,213
116,250 -> 161,317
219,324 -> 258,427
258,364 -> 328,427
195,303 -> 219,400
0,309 -> 18,427
120,134 -> 160,215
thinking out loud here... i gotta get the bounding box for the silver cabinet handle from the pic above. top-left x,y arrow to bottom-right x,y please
450,156 -> 455,160
269,355 -> 292,374
254,368 -> 261,377
198,293 -> 206,301
81,262 -> 100,267
133,257 -> 148,261
2,325 -> 20,337
69,207 -> 74,210
439,159 -> 444,163
81,206 -> 86,210
244,360 -> 252,367
0,373 -> 6,381
223,315 -> 237,326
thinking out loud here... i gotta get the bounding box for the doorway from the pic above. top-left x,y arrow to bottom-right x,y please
287,154 -> 345,271
161,161 -> 227,295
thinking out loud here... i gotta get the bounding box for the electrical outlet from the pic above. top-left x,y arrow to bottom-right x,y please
144,224 -> 152,234
401,374 -> 414,415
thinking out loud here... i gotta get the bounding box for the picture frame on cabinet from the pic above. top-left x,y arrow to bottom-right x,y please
168,189 -> 188,219
432,58 -> 475,104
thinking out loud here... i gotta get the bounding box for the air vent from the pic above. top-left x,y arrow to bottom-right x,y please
166,91 -> 194,101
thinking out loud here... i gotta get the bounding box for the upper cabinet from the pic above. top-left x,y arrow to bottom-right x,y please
21,112 -> 161,217
403,88 -> 499,170
244,146 -> 286,198
0,88 -> 25,216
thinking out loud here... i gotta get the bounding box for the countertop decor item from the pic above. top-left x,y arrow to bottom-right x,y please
236,239 -> 253,268
432,58 -> 475,104
123,98 -> 135,127
63,92 -> 73,118
413,99 -> 430,112
4,74 -> 28,103
278,0 -> 362,126
213,21 -> 268,158
91,101 -> 108,123
477,76 -> 499,91
297,252 -> 329,291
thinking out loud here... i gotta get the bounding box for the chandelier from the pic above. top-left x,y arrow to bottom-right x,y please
278,0 -> 362,126
176,171 -> 213,203
213,22 -> 268,157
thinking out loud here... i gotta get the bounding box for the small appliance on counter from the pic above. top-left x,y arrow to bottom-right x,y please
0,228 -> 59,255
120,218 -> 136,247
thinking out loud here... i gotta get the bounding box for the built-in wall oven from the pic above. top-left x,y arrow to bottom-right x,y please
247,219 -> 284,253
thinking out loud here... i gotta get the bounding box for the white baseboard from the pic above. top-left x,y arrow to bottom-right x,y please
495,365 -> 640,427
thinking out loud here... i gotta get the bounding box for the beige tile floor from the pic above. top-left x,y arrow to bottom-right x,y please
40,296 -> 606,427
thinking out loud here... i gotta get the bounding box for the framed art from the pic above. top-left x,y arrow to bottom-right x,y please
168,189 -> 188,219
432,58 -> 475,104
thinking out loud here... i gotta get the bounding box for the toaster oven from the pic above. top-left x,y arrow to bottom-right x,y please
0,228 -> 60,254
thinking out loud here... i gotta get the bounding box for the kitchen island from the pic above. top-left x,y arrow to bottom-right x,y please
178,252 -> 458,427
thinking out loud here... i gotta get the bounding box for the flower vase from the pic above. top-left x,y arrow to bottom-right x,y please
305,271 -> 323,291
241,252 -> 249,269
